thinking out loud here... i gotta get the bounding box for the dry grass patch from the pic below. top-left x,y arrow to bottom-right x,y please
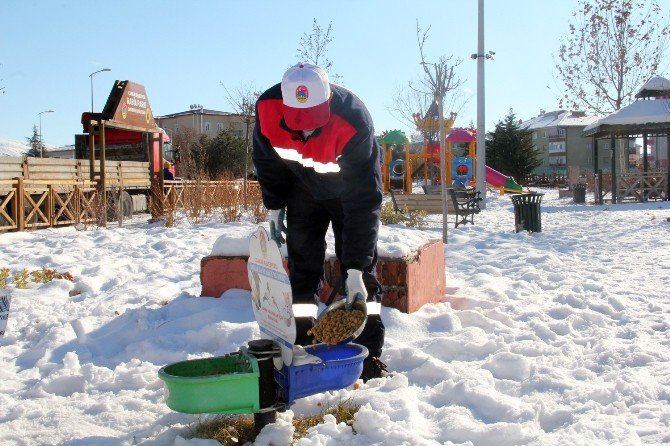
191,415 -> 255,446
380,201 -> 427,229
246,181 -> 268,223
190,399 -> 360,445
0,266 -> 74,289
293,399 -> 360,440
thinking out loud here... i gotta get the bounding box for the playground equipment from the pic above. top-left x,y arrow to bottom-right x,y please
379,121 -> 524,194
159,227 -> 367,433
486,165 -> 524,194
378,130 -> 410,193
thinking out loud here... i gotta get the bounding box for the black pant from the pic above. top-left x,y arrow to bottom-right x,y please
286,183 -> 384,358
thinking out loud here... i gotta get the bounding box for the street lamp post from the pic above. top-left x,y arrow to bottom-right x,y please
89,68 -> 111,113
37,110 -> 54,158
470,0 -> 494,209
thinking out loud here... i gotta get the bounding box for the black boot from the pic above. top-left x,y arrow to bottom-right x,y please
360,356 -> 391,382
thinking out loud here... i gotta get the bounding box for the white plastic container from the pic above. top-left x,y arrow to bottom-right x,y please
0,288 -> 11,337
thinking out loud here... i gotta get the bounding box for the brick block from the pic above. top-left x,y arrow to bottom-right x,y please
200,239 -> 445,314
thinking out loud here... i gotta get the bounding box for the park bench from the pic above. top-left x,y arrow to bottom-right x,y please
390,187 -> 482,227
447,188 -> 482,228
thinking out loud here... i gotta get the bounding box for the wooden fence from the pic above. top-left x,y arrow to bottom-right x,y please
582,170 -> 669,204
159,180 -> 248,210
616,170 -> 667,202
523,174 -> 568,188
1,156 -> 263,232
0,156 -> 149,232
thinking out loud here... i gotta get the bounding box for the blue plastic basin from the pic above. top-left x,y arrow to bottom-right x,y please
276,343 -> 369,405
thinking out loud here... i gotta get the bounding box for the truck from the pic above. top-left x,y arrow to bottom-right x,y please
75,80 -> 174,217
0,80 -> 176,232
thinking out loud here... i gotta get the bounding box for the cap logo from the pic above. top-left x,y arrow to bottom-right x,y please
296,85 -> 309,103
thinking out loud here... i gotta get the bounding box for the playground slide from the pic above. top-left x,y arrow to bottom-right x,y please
485,165 -> 524,192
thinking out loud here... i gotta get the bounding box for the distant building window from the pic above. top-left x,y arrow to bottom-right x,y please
544,131 -> 548,138
549,156 -> 566,165
548,141 -> 566,153
205,122 -> 211,132
217,122 -> 223,131
532,132 -> 537,140
558,128 -> 566,137
587,143 -> 592,151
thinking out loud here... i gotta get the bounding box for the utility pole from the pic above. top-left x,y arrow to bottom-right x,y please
38,110 -> 54,158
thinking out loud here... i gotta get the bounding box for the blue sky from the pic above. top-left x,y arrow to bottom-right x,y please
1,0 -> 668,147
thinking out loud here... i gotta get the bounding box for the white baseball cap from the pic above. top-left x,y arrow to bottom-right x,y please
281,63 -> 331,130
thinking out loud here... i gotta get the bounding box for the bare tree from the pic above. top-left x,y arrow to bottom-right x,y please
222,82 -> 262,207
556,0 -> 669,114
296,19 -> 342,82
390,22 -> 465,145
171,127 -> 203,180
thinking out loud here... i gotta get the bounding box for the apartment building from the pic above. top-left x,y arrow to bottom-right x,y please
155,105 -> 251,140
521,110 -> 601,175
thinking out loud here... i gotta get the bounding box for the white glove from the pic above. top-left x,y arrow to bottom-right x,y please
345,269 -> 367,310
268,208 -> 287,246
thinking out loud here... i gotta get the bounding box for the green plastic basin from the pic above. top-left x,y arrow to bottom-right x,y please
158,350 -> 260,414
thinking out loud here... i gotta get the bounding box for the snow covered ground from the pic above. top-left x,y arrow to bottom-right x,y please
0,189 -> 669,445
0,137 -> 56,157
0,138 -> 29,157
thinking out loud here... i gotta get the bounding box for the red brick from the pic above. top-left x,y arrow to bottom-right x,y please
200,239 -> 445,314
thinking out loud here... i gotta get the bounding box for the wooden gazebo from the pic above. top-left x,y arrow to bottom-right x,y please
583,76 -> 670,204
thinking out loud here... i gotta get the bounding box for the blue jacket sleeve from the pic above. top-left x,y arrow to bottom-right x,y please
252,112 -> 293,210
337,129 -> 383,270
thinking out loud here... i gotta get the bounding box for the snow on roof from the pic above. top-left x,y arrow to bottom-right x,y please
521,110 -> 599,130
47,144 -> 75,152
635,76 -> 670,98
556,112 -> 600,127
583,98 -> 670,133
155,108 -> 237,119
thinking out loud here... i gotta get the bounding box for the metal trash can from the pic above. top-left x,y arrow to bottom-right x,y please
511,193 -> 544,233
573,183 -> 586,204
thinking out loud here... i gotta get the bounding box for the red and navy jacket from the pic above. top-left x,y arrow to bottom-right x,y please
252,83 -> 383,270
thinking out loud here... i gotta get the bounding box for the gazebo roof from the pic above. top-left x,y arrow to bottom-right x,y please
635,76 -> 670,99
583,98 -> 670,137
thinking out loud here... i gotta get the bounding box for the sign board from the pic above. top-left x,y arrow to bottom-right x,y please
101,80 -> 158,131
247,227 -> 295,366
0,289 -> 11,337
452,157 -> 473,180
